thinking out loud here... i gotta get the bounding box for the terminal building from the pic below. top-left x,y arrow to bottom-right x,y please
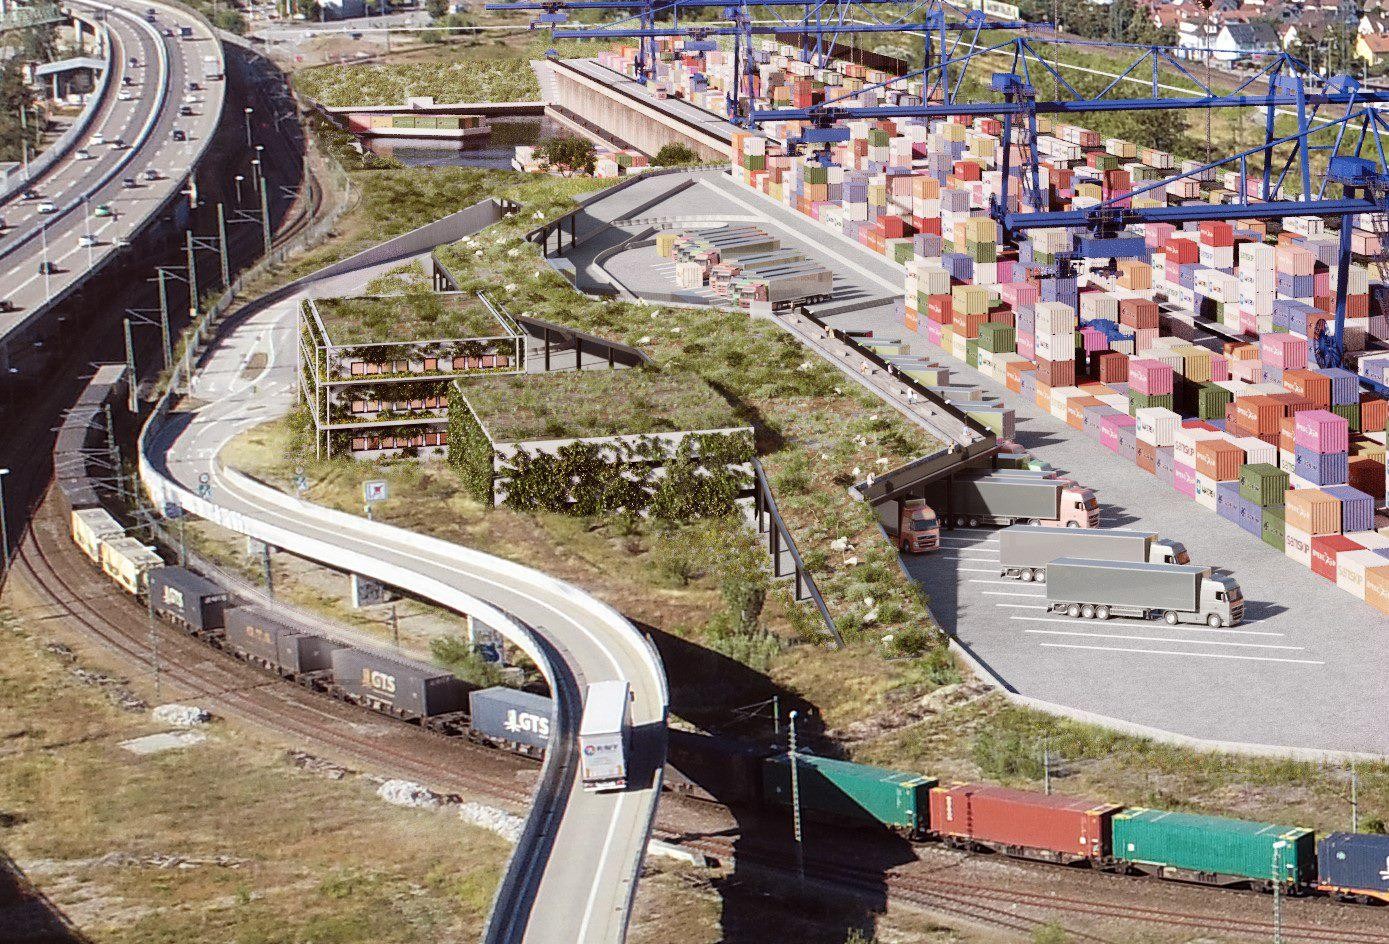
297,292 -> 523,460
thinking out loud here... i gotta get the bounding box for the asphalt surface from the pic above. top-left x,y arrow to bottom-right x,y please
562,168 -> 1389,755
0,0 -> 225,352
143,258 -> 668,943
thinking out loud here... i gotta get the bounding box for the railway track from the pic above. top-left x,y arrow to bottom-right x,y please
12,487 -> 537,809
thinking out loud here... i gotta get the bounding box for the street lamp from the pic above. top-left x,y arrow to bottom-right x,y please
251,157 -> 262,190
234,173 -> 244,203
243,106 -> 253,146
40,224 -> 51,300
1272,839 -> 1287,944
0,467 -> 10,576
788,709 -> 803,880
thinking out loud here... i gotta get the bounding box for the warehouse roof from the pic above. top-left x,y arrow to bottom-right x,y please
311,292 -> 513,346
455,367 -> 746,443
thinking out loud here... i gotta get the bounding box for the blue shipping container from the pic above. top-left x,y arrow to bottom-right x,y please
1317,832 -> 1389,901
1294,446 -> 1349,486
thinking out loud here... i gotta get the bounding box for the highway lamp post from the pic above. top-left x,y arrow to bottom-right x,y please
83,194 -> 94,268
250,156 -> 261,192
0,468 -> 10,578
147,579 -> 161,702
243,106 -> 253,146
234,174 -> 244,204
1351,760 -> 1359,832
258,173 -> 272,254
155,270 -> 173,368
185,230 -> 199,319
788,709 -> 804,881
216,203 -> 230,287
40,224 -> 51,301
123,318 -> 137,412
1272,840 -> 1286,944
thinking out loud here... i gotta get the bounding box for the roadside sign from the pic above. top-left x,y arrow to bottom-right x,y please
364,479 -> 388,503
164,500 -> 184,519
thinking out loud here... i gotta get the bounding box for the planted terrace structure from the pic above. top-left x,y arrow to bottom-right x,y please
449,368 -> 756,519
298,291 -> 523,459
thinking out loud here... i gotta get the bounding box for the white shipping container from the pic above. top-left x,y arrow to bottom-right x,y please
1135,407 -> 1181,447
1035,331 -> 1075,362
1194,472 -> 1219,511
72,508 -> 124,563
1336,549 -> 1387,599
1175,427 -> 1223,466
1232,436 -> 1277,467
1285,524 -> 1313,567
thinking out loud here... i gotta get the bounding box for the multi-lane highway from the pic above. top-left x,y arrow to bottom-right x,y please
139,254 -> 669,944
0,0 -> 225,369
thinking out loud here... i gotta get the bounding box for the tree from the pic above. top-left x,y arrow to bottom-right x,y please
425,0 -> 449,18
541,135 -> 598,173
653,142 -> 699,166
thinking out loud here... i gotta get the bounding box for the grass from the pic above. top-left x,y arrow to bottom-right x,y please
312,292 -> 511,345
0,605 -> 512,943
364,260 -> 432,295
457,367 -> 747,443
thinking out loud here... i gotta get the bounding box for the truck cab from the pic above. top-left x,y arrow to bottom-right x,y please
1203,574 -> 1244,627
889,498 -> 939,553
1152,540 -> 1189,565
1060,487 -> 1100,528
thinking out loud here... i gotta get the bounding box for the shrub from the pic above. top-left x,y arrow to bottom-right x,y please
972,729 -> 1045,782
1033,925 -> 1069,944
430,634 -> 506,687
540,136 -> 597,174
653,142 -> 699,166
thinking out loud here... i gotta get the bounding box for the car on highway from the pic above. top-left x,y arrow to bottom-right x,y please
172,128 -> 186,141
39,260 -> 59,274
0,216 -> 7,229
93,204 -> 113,218
76,148 -> 93,160
21,189 -> 40,200
121,177 -> 139,189
145,7 -> 157,20
178,105 -> 194,116
189,81 -> 201,91
78,234 -> 97,248
0,299 -> 15,313
91,132 -> 106,146
143,168 -> 160,181
118,89 -> 133,101
128,55 -> 140,67
37,201 -> 58,214
113,235 -> 130,247
162,27 -> 174,36
110,138 -> 127,150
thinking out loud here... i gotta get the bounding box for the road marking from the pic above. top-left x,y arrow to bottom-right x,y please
1039,643 -> 1324,666
1024,628 -> 1301,650
956,566 -> 1000,573
969,578 -> 1028,586
1010,615 -> 1282,636
995,603 -> 1046,610
982,590 -> 1045,598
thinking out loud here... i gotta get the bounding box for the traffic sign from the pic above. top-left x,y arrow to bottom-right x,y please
364,479 -> 388,502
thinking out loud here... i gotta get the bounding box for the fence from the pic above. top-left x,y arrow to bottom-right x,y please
750,458 -> 843,648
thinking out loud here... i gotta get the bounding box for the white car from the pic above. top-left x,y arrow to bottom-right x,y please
118,90 -> 134,101
78,234 -> 97,247
91,132 -> 106,146
37,201 -> 58,214
76,148 -> 93,160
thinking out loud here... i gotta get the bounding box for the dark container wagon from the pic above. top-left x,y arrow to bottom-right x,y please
664,729 -> 765,807
148,567 -> 228,633
224,608 -> 343,677
329,648 -> 468,721
1317,832 -> 1389,903
468,687 -> 554,755
929,782 -> 1121,864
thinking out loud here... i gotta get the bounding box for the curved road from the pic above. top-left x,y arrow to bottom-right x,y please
0,0 -> 224,364
138,259 -> 668,943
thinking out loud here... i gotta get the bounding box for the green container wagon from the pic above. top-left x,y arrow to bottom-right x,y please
1261,505 -> 1286,550
762,754 -> 935,836
1111,808 -> 1316,888
1239,463 -> 1289,508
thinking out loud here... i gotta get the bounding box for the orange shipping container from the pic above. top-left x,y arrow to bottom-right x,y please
1284,489 -> 1342,536
1361,395 -> 1388,433
1235,395 -> 1283,435
1348,455 -> 1386,500
1366,565 -> 1389,616
1281,370 -> 1331,408
1066,396 -> 1104,430
1005,360 -> 1036,394
1195,439 -> 1245,481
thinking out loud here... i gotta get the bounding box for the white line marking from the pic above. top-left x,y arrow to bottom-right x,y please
1038,643 -> 1324,666
1024,628 -> 1301,650
1011,615 -> 1282,636
982,590 -> 1046,598
995,603 -> 1046,610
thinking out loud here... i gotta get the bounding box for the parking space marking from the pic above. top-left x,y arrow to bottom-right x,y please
996,603 -> 1046,610
957,566 -> 1001,573
1010,615 -> 1282,636
1039,643 -> 1324,666
970,579 -> 1032,586
1023,628 -> 1301,649
982,590 -> 1046,598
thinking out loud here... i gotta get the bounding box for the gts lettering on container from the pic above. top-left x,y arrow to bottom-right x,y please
361,668 -> 397,697
163,586 -> 186,610
505,709 -> 551,740
245,624 -> 274,647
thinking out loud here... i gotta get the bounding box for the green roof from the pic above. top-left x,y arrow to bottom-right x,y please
314,293 -> 510,346
456,368 -> 746,444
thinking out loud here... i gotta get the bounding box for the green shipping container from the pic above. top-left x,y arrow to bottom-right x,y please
965,338 -> 980,368
1261,505 -> 1285,550
1112,808 -> 1316,886
744,155 -> 767,172
762,754 -> 935,834
1239,463 -> 1289,508
1128,392 -> 1175,413
1331,402 -> 1360,432
803,166 -> 829,185
1196,383 -> 1233,421
976,322 -> 1016,354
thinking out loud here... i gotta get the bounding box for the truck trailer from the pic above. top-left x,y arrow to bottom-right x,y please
1044,558 -> 1244,627
579,680 -> 631,792
925,473 -> 1098,530
998,525 -> 1190,581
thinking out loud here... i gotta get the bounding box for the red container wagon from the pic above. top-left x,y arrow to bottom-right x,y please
928,783 -> 1122,864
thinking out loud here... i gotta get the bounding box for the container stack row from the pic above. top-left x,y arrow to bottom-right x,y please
657,224 -> 834,310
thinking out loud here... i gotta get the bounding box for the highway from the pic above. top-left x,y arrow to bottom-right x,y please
0,0 -> 225,367
138,256 -> 669,943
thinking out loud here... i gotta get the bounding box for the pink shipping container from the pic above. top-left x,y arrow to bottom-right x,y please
1261,334 -> 1309,369
926,320 -> 942,345
1129,359 -> 1174,396
999,283 -> 1038,310
1099,413 -> 1135,452
1276,243 -> 1316,276
1293,410 -> 1350,454
1209,356 -> 1230,382
1080,327 -> 1109,352
1173,462 -> 1197,497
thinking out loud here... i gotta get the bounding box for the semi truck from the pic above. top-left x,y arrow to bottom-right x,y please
579,679 -> 631,792
882,498 -> 940,553
1044,558 -> 1244,627
925,472 -> 1098,529
998,525 -> 1190,581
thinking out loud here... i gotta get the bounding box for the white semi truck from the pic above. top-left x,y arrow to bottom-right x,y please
1045,558 -> 1244,627
925,472 -> 1098,529
998,525 -> 1190,581
579,679 -> 631,792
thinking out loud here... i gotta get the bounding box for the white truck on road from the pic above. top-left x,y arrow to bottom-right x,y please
998,525 -> 1190,581
1045,558 -> 1244,627
579,680 -> 631,792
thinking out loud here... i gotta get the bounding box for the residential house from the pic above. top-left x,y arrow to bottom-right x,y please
1212,22 -> 1281,61
1357,30 -> 1389,67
